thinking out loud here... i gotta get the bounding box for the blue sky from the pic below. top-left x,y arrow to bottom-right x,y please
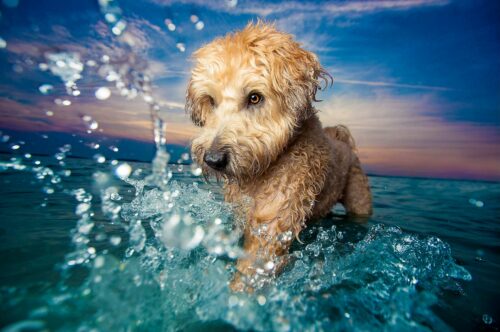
0,0 -> 499,180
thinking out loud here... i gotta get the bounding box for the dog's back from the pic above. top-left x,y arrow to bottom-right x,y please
323,125 -> 356,150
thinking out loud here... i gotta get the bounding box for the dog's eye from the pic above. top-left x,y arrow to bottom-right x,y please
248,93 -> 263,105
207,96 -> 215,107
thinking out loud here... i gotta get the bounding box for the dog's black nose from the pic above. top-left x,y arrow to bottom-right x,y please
203,150 -> 229,170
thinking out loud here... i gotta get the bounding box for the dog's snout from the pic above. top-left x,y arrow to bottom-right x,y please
204,150 -> 229,170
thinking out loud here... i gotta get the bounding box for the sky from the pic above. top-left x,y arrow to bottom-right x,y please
0,0 -> 499,181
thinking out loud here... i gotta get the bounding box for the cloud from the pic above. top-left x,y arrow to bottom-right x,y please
333,79 -> 453,92
0,88 -> 197,145
318,90 -> 500,180
148,0 -> 449,17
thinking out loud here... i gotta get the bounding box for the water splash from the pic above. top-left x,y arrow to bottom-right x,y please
45,52 -> 84,95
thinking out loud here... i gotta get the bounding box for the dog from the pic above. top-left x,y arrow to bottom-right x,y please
186,22 -> 372,292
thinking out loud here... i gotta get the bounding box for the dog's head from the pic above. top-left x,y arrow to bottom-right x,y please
187,22 -> 330,182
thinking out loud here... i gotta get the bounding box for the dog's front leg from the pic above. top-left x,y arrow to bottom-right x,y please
230,219 -> 291,292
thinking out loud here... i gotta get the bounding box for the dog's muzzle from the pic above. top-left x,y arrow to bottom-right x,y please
203,149 -> 229,171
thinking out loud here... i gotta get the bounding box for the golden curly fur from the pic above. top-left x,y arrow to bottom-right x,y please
187,22 -> 372,292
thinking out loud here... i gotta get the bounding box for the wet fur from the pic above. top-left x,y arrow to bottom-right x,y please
186,22 -> 372,291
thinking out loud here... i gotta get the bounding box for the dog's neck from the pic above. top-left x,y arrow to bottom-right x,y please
288,111 -> 322,147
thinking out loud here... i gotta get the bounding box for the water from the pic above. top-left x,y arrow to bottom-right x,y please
1,154 -> 498,331
1,2 -> 499,331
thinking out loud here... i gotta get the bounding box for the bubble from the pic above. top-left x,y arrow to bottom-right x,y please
115,163 -> 132,179
93,154 -> 106,164
86,60 -> 97,67
95,87 -> 111,100
176,43 -> 186,52
10,144 -> 20,150
109,145 -> 119,152
24,153 -> 32,159
1,135 -> 10,142
0,37 -> 6,49
257,295 -> 267,306
45,110 -> 54,116
38,63 -> 48,71
195,21 -> 204,30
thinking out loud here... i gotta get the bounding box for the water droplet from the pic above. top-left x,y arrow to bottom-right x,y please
109,145 -> 119,152
24,153 -> 32,159
42,186 -> 54,194
87,120 -> 99,131
176,43 -> 186,52
264,261 -> 275,271
10,144 -> 20,150
94,256 -> 105,268
164,18 -> 176,31
190,15 -> 199,23
195,21 -> 204,30
111,19 -> 126,35
115,163 -> 132,179
45,110 -> 54,116
468,198 -> 484,208
0,36 -> 6,48
130,220 -> 146,252
483,314 -> 493,325
45,52 -> 84,95
94,154 -> 106,164
38,84 -> 53,95
110,235 -> 122,246
55,98 -> 72,106
227,0 -> 238,8
190,163 -> 202,176
95,87 -> 111,100
257,295 -> 266,305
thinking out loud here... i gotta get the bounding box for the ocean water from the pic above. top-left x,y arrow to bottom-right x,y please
0,153 -> 498,331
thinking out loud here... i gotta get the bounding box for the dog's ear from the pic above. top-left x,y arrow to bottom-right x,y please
271,45 -> 331,122
185,79 -> 207,127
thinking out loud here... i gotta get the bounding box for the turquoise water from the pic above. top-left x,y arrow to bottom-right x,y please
0,153 -> 498,331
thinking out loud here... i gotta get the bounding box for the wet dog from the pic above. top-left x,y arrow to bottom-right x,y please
186,22 -> 372,291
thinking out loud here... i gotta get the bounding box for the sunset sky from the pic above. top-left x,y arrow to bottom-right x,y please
0,0 -> 499,181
